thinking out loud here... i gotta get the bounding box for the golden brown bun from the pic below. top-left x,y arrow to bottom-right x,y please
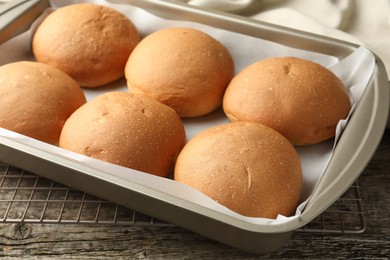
125,27 -> 234,118
59,92 -> 186,177
174,122 -> 302,219
223,57 -> 351,145
32,3 -> 140,88
0,61 -> 86,144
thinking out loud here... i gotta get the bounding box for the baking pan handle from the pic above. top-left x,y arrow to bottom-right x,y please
0,0 -> 49,45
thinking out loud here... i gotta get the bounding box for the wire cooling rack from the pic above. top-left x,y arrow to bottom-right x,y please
0,162 -> 365,233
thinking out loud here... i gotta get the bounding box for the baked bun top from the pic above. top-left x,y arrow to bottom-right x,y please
32,3 -> 140,88
0,61 -> 86,144
174,122 -> 302,219
223,57 -> 351,145
59,92 -> 186,177
125,27 -> 234,118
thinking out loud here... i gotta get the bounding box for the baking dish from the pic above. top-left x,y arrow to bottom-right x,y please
0,0 -> 388,254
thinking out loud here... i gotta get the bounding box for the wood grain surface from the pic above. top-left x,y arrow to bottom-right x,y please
0,130 -> 389,259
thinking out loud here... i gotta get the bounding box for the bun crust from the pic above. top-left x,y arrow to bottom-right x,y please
174,122 -> 302,219
223,57 -> 351,145
59,92 -> 186,177
32,3 -> 140,87
125,27 -> 234,118
0,61 -> 86,144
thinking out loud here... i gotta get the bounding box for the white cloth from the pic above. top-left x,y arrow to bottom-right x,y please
178,0 -> 390,78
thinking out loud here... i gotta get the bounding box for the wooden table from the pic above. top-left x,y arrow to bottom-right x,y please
0,129 -> 389,259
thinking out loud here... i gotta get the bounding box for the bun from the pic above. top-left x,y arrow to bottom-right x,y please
32,3 -> 140,87
223,57 -> 351,145
125,27 -> 234,118
174,122 -> 302,219
59,92 -> 186,177
0,61 -> 86,144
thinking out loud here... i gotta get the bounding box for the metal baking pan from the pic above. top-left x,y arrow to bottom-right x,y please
0,0 -> 389,254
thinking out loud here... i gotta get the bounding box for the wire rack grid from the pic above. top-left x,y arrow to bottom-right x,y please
0,162 -> 365,233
